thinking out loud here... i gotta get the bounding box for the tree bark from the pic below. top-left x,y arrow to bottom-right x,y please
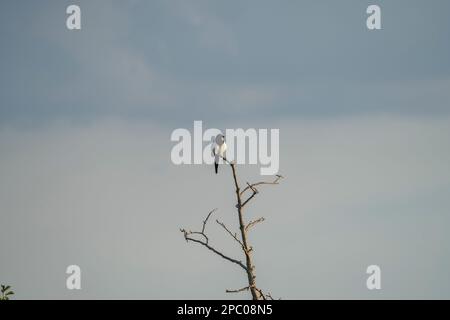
230,162 -> 261,300
180,158 -> 282,299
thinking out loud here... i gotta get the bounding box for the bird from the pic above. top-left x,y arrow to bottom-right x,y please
212,133 -> 227,174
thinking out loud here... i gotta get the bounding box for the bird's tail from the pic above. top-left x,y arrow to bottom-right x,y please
215,162 -> 218,174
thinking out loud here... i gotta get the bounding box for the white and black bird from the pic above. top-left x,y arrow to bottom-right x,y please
212,133 -> 227,174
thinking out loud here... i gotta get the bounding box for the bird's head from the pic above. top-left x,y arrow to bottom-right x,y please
215,134 -> 225,145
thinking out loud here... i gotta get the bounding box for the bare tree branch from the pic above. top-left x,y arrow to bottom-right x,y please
240,175 -> 284,196
180,209 -> 247,271
228,162 -> 262,300
226,285 -> 276,300
201,209 -> 216,233
226,286 -> 250,293
266,293 -> 276,300
255,287 -> 266,300
241,190 -> 258,208
180,230 -> 246,271
182,208 -> 216,244
180,153 -> 284,300
246,182 -> 258,193
216,219 -> 244,247
245,217 -> 265,232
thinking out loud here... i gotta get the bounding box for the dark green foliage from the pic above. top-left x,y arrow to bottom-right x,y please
0,284 -> 14,300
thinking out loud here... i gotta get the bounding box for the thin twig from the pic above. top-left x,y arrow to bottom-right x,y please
241,191 -> 258,208
202,209 -> 216,234
240,175 -> 284,196
254,287 -> 267,300
226,286 -> 250,293
225,284 -> 277,300
245,217 -> 265,232
180,208 -> 247,271
180,229 -> 247,271
216,219 -> 244,247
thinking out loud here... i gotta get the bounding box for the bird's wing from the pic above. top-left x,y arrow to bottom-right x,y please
219,143 -> 227,156
212,143 -> 219,156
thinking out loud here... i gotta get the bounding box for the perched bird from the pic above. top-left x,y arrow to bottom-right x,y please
212,134 -> 227,174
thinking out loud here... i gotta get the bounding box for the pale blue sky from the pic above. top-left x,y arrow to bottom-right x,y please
1,0 -> 450,299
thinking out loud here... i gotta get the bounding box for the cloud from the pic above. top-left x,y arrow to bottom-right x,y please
1,0 -> 450,127
168,0 -> 239,56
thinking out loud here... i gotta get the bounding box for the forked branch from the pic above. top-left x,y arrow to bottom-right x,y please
180,209 -> 247,271
180,154 -> 283,300
240,175 -> 284,196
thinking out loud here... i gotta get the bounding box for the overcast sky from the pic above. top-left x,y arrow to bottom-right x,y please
1,0 -> 450,299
